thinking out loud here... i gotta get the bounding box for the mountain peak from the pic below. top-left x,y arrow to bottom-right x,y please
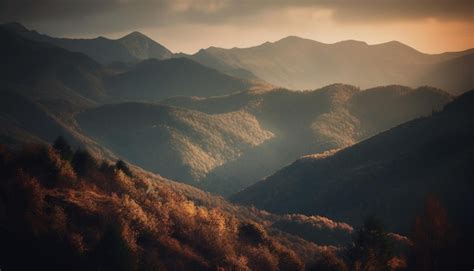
276,35 -> 318,44
1,22 -> 30,33
334,39 -> 368,46
120,31 -> 150,41
280,35 -> 304,41
117,31 -> 173,60
375,40 -> 420,53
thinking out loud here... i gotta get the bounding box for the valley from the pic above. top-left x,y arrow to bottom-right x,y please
0,19 -> 473,271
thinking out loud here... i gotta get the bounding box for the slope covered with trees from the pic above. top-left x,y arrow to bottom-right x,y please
0,139 -> 355,270
0,24 -> 453,197
77,103 -> 273,184
162,85 -> 450,195
232,90 -> 474,235
0,27 -> 259,157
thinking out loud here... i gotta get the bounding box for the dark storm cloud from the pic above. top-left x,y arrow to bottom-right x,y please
1,0 -> 472,35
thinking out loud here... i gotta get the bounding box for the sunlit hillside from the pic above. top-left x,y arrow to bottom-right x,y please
163,84 -> 450,195
232,90 -> 474,236
0,141 -> 352,270
77,103 -> 273,183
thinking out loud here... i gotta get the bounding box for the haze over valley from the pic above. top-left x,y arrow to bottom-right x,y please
1,1 -> 473,269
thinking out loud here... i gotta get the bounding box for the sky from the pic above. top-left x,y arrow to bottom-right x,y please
1,0 -> 473,54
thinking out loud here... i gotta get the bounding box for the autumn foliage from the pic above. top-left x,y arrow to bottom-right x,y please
0,142 -> 305,271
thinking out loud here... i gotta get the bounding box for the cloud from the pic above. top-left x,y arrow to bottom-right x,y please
1,0 -> 472,32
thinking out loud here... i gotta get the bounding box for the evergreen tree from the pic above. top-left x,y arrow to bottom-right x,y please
116,159 -> 133,177
408,196 -> 454,271
72,149 -> 97,177
53,136 -> 73,161
345,216 -> 393,271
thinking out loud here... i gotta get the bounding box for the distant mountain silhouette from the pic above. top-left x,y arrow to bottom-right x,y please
414,53 -> 474,95
1,22 -> 173,64
5,23 -> 472,94
177,49 -> 262,81
196,36 -> 474,94
0,25 -> 460,199
104,58 -> 254,101
231,90 -> 474,233
0,27 -> 106,104
0,27 -> 256,103
0,28 -> 259,160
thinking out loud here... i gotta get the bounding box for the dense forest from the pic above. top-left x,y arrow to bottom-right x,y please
1,138 -> 470,270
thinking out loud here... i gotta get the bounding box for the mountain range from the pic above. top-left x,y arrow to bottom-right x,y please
0,24 -> 454,196
2,22 -> 173,64
103,58 -> 254,101
190,36 -> 474,95
1,20 -> 473,270
231,90 -> 474,233
3,23 -> 473,95
162,84 -> 450,195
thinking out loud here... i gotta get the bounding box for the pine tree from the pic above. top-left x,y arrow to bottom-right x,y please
71,149 -> 97,177
346,216 -> 393,271
116,159 -> 133,177
53,136 -> 73,161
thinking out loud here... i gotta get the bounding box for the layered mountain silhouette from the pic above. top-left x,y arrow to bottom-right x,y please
195,36 -> 474,94
2,17 -> 473,271
5,22 -> 472,96
177,49 -> 261,81
104,58 -> 254,101
162,84 -> 450,195
0,26 -> 254,103
77,103 -> 273,183
1,22 -> 173,64
0,25 -> 456,198
0,27 -> 257,158
2,22 -> 263,82
0,27 -> 105,103
231,90 -> 474,233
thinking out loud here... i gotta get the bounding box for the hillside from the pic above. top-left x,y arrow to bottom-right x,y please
0,26 -> 263,188
76,103 -> 273,183
197,36 -> 474,94
162,84 -> 450,195
0,90 -> 67,146
0,29 -> 451,197
0,27 -> 111,153
231,90 -> 474,234
104,58 -> 254,101
1,22 -> 173,64
177,50 -> 262,81
414,53 -> 474,95
0,141 -> 353,271
0,25 -> 258,103
0,27 -> 106,104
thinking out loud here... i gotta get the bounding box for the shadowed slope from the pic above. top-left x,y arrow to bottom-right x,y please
163,85 -> 450,195
77,103 -> 273,183
231,90 -> 474,233
104,58 -> 254,101
0,27 -> 106,103
1,22 -> 173,64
